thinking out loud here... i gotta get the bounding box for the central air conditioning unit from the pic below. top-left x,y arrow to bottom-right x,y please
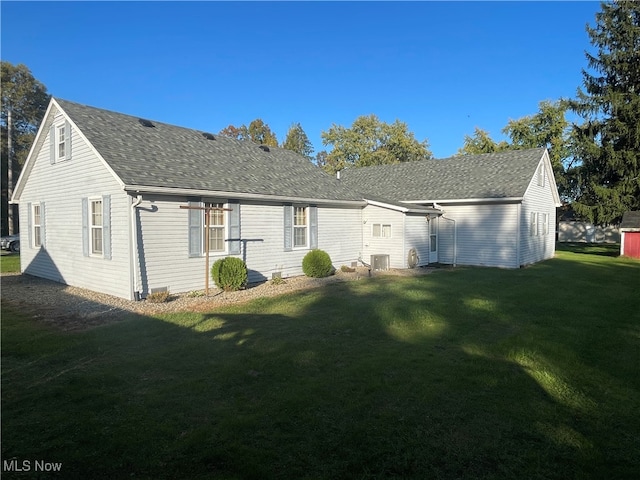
371,254 -> 390,271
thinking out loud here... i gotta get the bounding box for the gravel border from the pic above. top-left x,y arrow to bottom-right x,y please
1,266 -> 437,331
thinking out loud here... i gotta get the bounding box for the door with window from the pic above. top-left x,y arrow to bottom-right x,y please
429,217 -> 438,263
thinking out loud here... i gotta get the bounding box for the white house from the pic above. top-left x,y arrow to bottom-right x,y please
340,148 -> 562,269
11,98 -> 561,300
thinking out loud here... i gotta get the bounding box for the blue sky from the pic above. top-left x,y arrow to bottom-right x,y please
2,1 -> 602,159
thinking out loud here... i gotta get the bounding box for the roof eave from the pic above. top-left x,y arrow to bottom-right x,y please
123,184 -> 366,207
364,198 -> 440,214
401,197 -> 524,205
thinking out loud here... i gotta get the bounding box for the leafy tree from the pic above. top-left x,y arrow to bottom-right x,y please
282,123 -> 314,160
1,62 -> 50,235
219,124 -> 248,140
568,0 -> 640,224
219,119 -> 278,147
503,100 -> 572,196
247,119 -> 278,147
320,114 -> 432,174
457,127 -> 509,155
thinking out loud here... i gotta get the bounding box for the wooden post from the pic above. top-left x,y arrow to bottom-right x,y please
180,204 -> 232,295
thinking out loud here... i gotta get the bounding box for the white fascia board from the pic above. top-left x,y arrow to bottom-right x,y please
401,197 -> 524,205
11,100 -> 57,202
365,198 -> 440,214
123,185 -> 366,207
542,149 -> 563,207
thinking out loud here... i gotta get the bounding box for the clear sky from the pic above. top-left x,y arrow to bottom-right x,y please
1,1 -> 602,159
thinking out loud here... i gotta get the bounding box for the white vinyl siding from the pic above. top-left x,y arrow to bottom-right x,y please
362,205 -> 405,268
520,157 -> 558,266
436,203 -> 520,268
404,213 -> 431,267
136,199 -> 361,294
19,109 -> 129,298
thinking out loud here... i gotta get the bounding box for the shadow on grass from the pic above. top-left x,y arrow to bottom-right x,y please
556,242 -> 620,257
2,253 -> 639,479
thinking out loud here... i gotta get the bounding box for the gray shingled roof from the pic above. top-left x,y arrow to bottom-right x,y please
620,211 -> 640,229
56,98 -> 363,203
339,148 -> 547,202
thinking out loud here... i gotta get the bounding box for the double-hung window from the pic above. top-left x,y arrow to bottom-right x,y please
530,212 -> 538,236
293,206 -> 308,248
90,199 -> 103,255
32,204 -> 42,247
206,202 -> 225,252
57,125 -> 66,160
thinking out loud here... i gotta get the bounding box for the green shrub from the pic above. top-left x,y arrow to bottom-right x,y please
302,249 -> 334,278
211,257 -> 248,291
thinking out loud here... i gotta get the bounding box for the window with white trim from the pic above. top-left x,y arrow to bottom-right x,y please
57,125 -> 66,160
541,213 -> 549,235
32,204 -> 42,247
537,164 -> 545,187
294,206 -> 308,248
372,223 -> 392,238
205,202 -> 225,252
90,199 -> 103,255
530,212 -> 538,236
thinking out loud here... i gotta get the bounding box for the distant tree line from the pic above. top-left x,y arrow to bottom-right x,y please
2,2 -> 638,232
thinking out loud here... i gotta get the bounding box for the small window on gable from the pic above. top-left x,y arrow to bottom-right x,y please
537,164 -> 545,187
57,125 -> 66,160
372,223 -> 391,238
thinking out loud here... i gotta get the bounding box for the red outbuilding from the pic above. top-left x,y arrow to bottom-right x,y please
620,211 -> 640,259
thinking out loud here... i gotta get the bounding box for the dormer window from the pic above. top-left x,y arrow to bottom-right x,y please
57,125 -> 66,159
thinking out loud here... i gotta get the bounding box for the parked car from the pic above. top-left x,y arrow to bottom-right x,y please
1,234 -> 20,253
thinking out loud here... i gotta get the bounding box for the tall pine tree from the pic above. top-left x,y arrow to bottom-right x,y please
569,1 -> 640,224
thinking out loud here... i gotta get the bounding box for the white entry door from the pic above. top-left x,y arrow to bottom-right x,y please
429,217 -> 438,263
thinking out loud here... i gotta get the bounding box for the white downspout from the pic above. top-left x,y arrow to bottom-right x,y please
130,194 -> 143,300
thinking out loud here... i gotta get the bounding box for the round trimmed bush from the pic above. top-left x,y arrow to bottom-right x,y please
211,257 -> 248,291
302,249 -> 334,278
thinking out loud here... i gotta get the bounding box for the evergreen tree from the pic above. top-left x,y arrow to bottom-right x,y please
569,0 -> 640,224
282,123 -> 314,160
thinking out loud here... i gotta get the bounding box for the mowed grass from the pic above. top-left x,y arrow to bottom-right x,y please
0,253 -> 20,273
2,245 -> 639,479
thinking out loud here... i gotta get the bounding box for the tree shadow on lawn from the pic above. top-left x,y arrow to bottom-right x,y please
2,260 -> 639,480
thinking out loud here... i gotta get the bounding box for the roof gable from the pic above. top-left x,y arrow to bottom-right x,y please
340,148 -> 549,202
46,99 -> 362,203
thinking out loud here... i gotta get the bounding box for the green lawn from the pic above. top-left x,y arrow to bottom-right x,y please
2,246 -> 639,479
0,253 -> 20,273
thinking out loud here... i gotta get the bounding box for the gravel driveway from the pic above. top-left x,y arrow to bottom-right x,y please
2,267 -> 436,331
